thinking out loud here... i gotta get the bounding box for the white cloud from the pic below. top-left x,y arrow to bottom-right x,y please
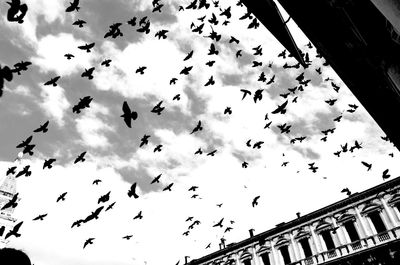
75,103 -> 115,149
38,84 -> 70,126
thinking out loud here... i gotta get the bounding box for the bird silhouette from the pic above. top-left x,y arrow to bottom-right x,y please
153,144 -> 163,152
44,76 -> 61,86
98,191 -> 111,204
121,101 -> 138,128
64,53 -> 74,60
194,148 -> 203,155
33,213 -> 48,221
6,166 -> 17,175
15,165 -> 31,178
155,29 -> 168,39
12,61 -> 31,75
43,158 -> 56,169
127,17 -> 137,26
16,135 -> 33,149
78,42 -> 95,53
213,218 -> 224,227
170,78 -> 178,85
207,150 -> 217,156
180,66 -> 193,75
84,206 -> 104,223
123,235 -> 133,240
190,120 -> 203,134
127,182 -> 139,198
5,221 -> 23,239
150,174 -> 162,184
271,100 -> 288,114
93,179 -> 102,185
252,196 -> 260,207
65,0 -> 80,12
240,89 -> 251,100
6,0 -> 28,24
101,59 -> 112,67
81,67 -> 95,79
33,120 -> 49,133
1,193 -> 19,210
73,19 -> 86,27
188,186 -> 198,192
74,151 -> 86,164
361,161 -> 372,171
208,43 -> 219,55
105,202 -> 116,212
133,210 -> 143,220
83,238 -> 95,249
56,192 -> 67,202
163,183 -> 174,191
0,64 -> 14,96
71,219 -> 84,228
382,169 -> 391,180
151,101 -> 165,115
72,96 -> 93,114
224,107 -> 232,115
341,188 -> 351,196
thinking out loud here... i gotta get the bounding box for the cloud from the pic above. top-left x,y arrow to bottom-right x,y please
38,84 -> 70,126
32,33 -> 98,76
75,102 -> 115,149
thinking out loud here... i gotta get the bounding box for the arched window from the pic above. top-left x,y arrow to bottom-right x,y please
257,245 -> 271,265
240,250 -> 252,265
279,245 -> 291,265
295,229 -> 313,258
361,202 -> 386,234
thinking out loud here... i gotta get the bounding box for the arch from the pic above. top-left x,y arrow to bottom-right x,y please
275,236 -> 290,247
336,213 -> 356,224
256,245 -> 271,255
315,219 -> 332,233
294,228 -> 310,240
361,202 -> 382,215
239,250 -> 252,261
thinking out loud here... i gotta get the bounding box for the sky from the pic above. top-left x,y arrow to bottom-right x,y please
0,0 -> 399,265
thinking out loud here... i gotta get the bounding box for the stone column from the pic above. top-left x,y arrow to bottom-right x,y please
310,225 -> 322,253
251,246 -> 260,265
380,198 -> 397,228
270,240 -> 279,265
354,207 -> 369,237
331,217 -> 344,245
289,233 -> 301,261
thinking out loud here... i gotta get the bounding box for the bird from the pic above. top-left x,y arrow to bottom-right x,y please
190,120 -> 203,134
151,101 -> 165,115
253,141 -> 264,149
152,3 -> 163,12
140,134 -> 151,147
252,196 -> 260,207
155,29 -> 168,39
121,101 -> 138,128
5,221 -> 23,239
105,202 -> 116,212
153,144 -> 163,152
83,238 -> 95,249
78,42 -> 95,53
242,161 -> 248,168
133,211 -> 143,220
71,219 -> 84,228
229,36 -> 239,44
83,206 -> 104,223
33,213 -> 48,221
216,203 -> 223,208
213,218 -> 224,228
341,188 -> 351,196
188,186 -> 198,192
150,174 -> 162,184
207,150 -> 217,156
1,193 -> 19,210
12,61 -> 31,75
101,59 -> 112,67
81,67 -> 95,79
271,100 -> 288,114
185,217 -> 194,222
180,66 -> 193,75
0,64 -> 13,96
240,89 -> 251,100
72,96 -> 93,114
123,235 -> 133,240
93,179 -> 102,185
43,158 -> 56,169
72,19 -> 86,27
15,165 -> 31,178
361,161 -> 372,171
204,75 -> 215,86
170,78 -> 178,85
56,192 -> 67,202
382,169 -> 391,180
183,50 -> 194,61
127,182 -> 139,198
64,53 -> 74,60
6,166 -> 17,175
224,107 -> 232,115
98,191 -> 111,204
163,183 -> 174,191
6,0 -> 28,24
33,120 -> 49,133
127,17 -> 137,26
194,148 -> 203,155
16,135 -> 33,149
224,227 -> 233,233
65,0 -> 80,12
208,43 -> 219,55
74,151 -> 86,164
44,76 -> 61,86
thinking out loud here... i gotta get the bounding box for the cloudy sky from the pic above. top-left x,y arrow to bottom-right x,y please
0,0 -> 399,264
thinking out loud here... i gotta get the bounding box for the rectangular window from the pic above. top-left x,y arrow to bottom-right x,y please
344,221 -> 360,242
280,245 -> 291,265
260,253 -> 271,265
243,259 -> 252,265
368,211 -> 386,233
320,230 -> 335,250
299,237 -> 313,258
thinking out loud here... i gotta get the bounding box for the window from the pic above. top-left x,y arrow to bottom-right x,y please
299,237 -> 313,258
260,253 -> 271,265
344,221 -> 360,242
368,211 -> 386,233
279,245 -> 291,265
320,230 -> 335,250
243,259 -> 251,265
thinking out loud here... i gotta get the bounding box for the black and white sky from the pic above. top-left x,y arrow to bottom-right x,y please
0,0 -> 399,264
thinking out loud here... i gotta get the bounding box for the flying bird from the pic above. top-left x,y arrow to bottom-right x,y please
65,0 -> 80,12
43,158 -> 56,169
213,218 -> 224,228
83,238 -> 95,249
56,192 -> 67,202
271,100 -> 288,114
133,211 -> 143,220
1,193 -> 19,210
33,121 -> 49,133
33,213 -> 48,221
163,183 -> 174,191
127,182 -> 139,198
5,221 -> 23,239
72,19 -> 86,27
150,174 -> 162,184
44,76 -> 61,86
121,101 -> 138,128
190,120 -> 203,134
382,169 -> 391,180
78,42 -> 95,53
361,161 -> 372,171
341,188 -> 351,196
74,151 -> 86,164
252,196 -> 260,207
98,191 -> 111,204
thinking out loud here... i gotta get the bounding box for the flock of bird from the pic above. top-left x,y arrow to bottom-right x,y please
0,0 -> 397,263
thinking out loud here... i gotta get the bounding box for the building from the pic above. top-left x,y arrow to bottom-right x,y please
242,0 -> 400,150
187,177 -> 400,265
0,175 -> 18,248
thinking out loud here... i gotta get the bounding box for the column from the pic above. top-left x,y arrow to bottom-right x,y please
251,246 -> 260,265
290,233 -> 302,261
270,240 -> 279,265
354,207 -> 369,237
331,217 -> 344,245
380,198 -> 397,228
310,225 -> 322,253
